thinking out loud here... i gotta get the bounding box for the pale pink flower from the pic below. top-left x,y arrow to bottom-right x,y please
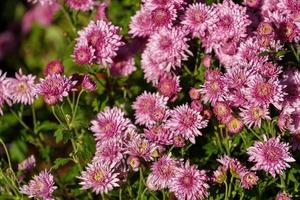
18,155 -> 36,171
275,191 -> 293,200
66,0 -> 95,11
0,70 -> 10,115
44,60 -> 64,76
240,104 -> 271,128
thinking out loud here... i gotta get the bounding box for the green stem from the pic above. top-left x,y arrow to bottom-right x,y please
228,176 -> 234,200
0,138 -> 12,169
224,179 -> 229,200
290,44 -> 299,62
183,65 -> 193,76
71,90 -> 84,125
136,168 -> 144,200
51,106 -> 65,127
119,188 -> 122,200
10,109 -> 30,131
162,189 -> 166,200
60,4 -> 76,34
214,130 -> 224,153
31,106 -> 37,134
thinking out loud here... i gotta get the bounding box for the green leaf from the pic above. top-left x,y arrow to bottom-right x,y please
53,158 -> 71,169
54,128 -> 64,143
36,121 -> 58,132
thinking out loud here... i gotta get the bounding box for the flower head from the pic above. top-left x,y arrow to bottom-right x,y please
240,171 -> 259,189
247,136 -> 295,177
94,139 -> 124,165
20,170 -> 57,200
166,104 -> 208,143
0,70 -> 11,115
90,107 -> 131,141
18,155 -> 36,171
7,69 -> 37,105
66,0 -> 95,11
240,104 -> 271,128
169,161 -> 209,200
275,192 -> 293,200
157,74 -> 181,99
44,60 -> 64,76
78,162 -> 119,194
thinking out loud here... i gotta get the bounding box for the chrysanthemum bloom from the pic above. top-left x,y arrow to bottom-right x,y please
173,135 -> 185,147
226,117 -> 244,134
110,57 -> 136,76
157,74 -> 181,99
147,155 -> 178,190
36,74 -> 76,105
212,166 -> 227,184
191,100 -> 203,112
200,78 -> 228,106
240,104 -> 271,128
276,20 -> 299,42
90,107 -> 131,141
75,20 -> 123,65
6,69 -> 37,105
126,156 -> 140,171
144,124 -> 174,145
125,134 -> 158,161
73,44 -> 95,65
18,155 -> 36,171
93,139 -> 123,164
169,161 -> 209,200
66,0 -> 95,11
166,104 -> 208,143
240,171 -> 258,189
44,60 -> 64,76
147,5 -> 177,32
132,92 -> 168,127
78,162 -> 119,194
204,0 -> 250,50
217,156 -> 248,177
189,87 -> 201,100
275,192 -> 293,200
141,48 -> 166,83
277,110 -> 293,132
247,136 -> 295,177
0,70 -> 11,115
82,75 -> 96,91
182,3 -> 217,38
259,62 -> 282,78
20,170 -> 57,200
213,101 -> 232,123
146,27 -> 191,72
235,37 -> 263,63
245,75 -> 285,109
223,67 -> 254,88
281,68 -> 300,105
129,9 -> 153,37
244,0 -> 262,8
143,0 -> 186,9
202,108 -> 212,120
202,55 -> 212,68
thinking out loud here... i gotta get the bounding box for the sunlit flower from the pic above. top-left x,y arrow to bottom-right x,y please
66,0 -> 95,11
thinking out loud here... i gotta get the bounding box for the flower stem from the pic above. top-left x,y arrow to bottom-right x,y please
0,138 -> 12,169
10,108 -> 30,131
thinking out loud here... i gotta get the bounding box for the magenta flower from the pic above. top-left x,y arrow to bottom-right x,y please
27,0 -> 55,5
246,75 -> 286,109
200,78 -> 228,106
166,104 -> 208,144
82,75 -> 96,91
226,117 -> 244,134
73,44 -> 95,65
78,162 -> 119,194
36,74 -> 76,105
147,155 -> 178,190
240,171 -> 259,189
157,74 -> 181,99
75,20 -> 123,65
20,170 -> 57,200
90,107 -> 131,141
110,57 -> 136,77
93,139 -> 123,164
144,124 -> 174,145
147,6 -> 177,31
132,92 -> 168,127
247,136 -> 295,177
182,3 -> 217,38
7,69 -> 37,105
146,27 -> 191,72
275,192 -> 293,200
169,161 -> 209,200
18,155 -> 36,171
213,101 -> 232,123
0,70 -> 11,115
129,9 -> 153,37
66,0 -> 95,11
44,60 -> 64,76
240,104 -> 271,128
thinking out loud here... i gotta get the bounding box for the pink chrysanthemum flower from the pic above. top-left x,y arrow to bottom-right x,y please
82,75 -> 96,91
144,124 -> 174,145
78,162 -> 119,194
27,0 -> 55,5
258,62 -> 282,78
44,60 -> 64,76
182,3 -> 217,38
226,117 -> 244,134
200,78 -> 228,106
75,20 -> 123,65
141,49 -> 166,84
18,155 -> 36,171
20,170 -> 57,200
0,70 -> 11,115
275,192 -> 293,200
147,6 -> 177,31
240,104 -> 271,128
169,161 -> 209,200
93,139 -> 124,164
66,0 -> 95,11
125,134 -> 158,161
36,74 -> 75,105
166,104 -> 208,144
247,136 -> 295,177
213,101 -> 232,123
212,166 -> 227,184
189,87 -> 201,100
110,57 -> 136,76
90,107 -> 131,141
240,171 -> 259,189
7,69 -> 37,105
127,156 -> 140,171
147,155 -> 178,190
73,44 -> 95,65
157,74 -> 181,99
245,75 -> 285,110
129,9 -> 153,37
235,37 -> 263,64
146,27 -> 191,72
132,92 -> 168,127
223,67 -> 254,88
191,100 -> 203,112
143,0 -> 185,9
